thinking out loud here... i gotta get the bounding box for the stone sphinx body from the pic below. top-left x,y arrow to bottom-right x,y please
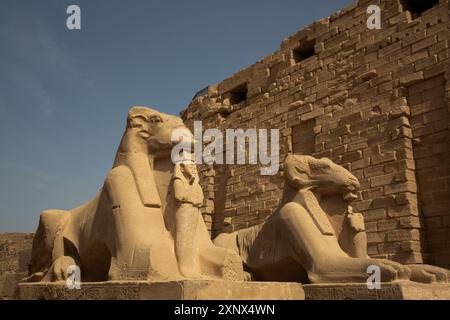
215,155 -> 450,284
27,107 -> 243,282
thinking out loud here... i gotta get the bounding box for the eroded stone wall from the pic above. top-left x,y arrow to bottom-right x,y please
0,233 -> 33,299
0,233 -> 33,275
182,0 -> 450,267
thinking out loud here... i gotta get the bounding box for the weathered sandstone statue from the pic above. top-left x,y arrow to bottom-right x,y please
173,160 -> 204,278
26,107 -> 243,282
215,154 -> 450,284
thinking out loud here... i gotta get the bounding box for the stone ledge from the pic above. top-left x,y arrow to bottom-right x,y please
18,280 -> 305,300
303,281 -> 450,300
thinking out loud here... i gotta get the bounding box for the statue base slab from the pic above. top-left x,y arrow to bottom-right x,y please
17,280 -> 305,300
303,281 -> 450,300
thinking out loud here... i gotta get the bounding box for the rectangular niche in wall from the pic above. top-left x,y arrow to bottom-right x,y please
225,83 -> 248,105
400,0 -> 439,18
292,37 -> 316,64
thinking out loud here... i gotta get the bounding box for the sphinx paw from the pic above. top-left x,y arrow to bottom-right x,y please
374,260 -> 411,282
409,265 -> 449,283
49,256 -> 77,282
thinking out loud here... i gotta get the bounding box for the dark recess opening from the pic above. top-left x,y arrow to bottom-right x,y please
293,38 -> 316,63
400,0 -> 439,17
227,83 -> 248,105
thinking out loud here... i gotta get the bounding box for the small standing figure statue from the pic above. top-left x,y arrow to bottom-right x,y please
172,160 -> 204,278
346,205 -> 368,258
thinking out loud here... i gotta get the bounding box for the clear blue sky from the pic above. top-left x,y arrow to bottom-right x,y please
0,0 -> 352,232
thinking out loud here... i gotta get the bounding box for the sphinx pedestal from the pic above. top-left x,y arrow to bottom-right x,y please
17,280 -> 305,300
303,281 -> 450,300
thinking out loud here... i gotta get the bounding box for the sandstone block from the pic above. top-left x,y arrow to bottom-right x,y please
18,281 -> 305,300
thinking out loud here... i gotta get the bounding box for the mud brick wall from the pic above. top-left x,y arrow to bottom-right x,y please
182,0 -> 450,268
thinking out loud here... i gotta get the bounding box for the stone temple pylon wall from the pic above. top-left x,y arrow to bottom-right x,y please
181,0 -> 450,269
